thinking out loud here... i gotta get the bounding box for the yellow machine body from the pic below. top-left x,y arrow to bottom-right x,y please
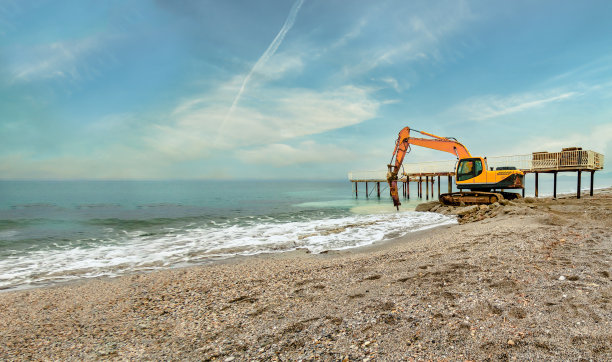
455,157 -> 524,191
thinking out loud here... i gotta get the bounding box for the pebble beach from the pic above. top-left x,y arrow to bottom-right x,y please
1,189 -> 611,360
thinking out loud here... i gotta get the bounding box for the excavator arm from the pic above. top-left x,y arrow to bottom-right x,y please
387,127 -> 471,209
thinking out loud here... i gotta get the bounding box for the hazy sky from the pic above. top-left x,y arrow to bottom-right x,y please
1,0 -> 611,179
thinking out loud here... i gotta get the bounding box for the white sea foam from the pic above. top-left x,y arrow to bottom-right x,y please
0,211 -> 456,291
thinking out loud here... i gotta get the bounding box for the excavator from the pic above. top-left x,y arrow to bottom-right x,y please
387,127 -> 524,209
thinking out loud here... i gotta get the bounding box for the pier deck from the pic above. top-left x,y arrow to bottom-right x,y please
349,149 -> 604,200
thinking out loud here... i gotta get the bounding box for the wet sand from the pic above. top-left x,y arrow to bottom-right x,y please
1,189 -> 611,360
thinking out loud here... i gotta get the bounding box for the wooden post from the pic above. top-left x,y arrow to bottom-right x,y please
421,176 -> 424,198
553,172 -> 557,199
355,182 -> 358,198
431,178 -> 434,198
377,182 -> 380,198
447,175 -> 452,193
590,171 -> 594,197
577,170 -> 581,199
365,182 -> 369,199
425,176 -> 429,200
535,172 -> 539,198
437,176 -> 440,197
407,178 -> 410,199
522,174 -> 525,197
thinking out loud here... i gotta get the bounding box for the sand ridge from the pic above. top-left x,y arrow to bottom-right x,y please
0,190 -> 611,360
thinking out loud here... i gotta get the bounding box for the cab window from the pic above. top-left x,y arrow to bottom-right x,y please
475,159 -> 483,174
457,159 -> 483,181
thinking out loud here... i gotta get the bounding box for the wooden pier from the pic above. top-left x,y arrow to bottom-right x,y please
349,149 -> 604,200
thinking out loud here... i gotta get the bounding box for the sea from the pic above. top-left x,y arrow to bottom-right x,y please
0,180 -> 454,291
1,175 -> 609,291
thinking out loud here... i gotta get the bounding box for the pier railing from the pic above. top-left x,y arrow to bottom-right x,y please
348,150 -> 604,181
532,150 -> 604,170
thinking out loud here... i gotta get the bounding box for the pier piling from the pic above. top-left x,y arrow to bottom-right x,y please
407,179 -> 410,199
431,178 -> 434,198
577,171 -> 582,199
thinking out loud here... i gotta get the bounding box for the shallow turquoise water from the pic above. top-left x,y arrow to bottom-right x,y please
0,180 -> 451,290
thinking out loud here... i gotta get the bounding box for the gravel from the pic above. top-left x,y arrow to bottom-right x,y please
1,189 -> 611,360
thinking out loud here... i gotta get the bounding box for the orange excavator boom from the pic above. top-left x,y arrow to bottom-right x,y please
387,127 -> 471,209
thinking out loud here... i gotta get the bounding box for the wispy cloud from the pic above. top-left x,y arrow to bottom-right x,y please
546,54 -> 612,84
341,1 -> 473,77
451,91 -> 579,121
224,0 -> 305,121
330,18 -> 368,49
378,77 -> 402,92
509,123 -> 612,156
156,84 -> 380,160
237,141 -> 352,167
8,34 -> 112,83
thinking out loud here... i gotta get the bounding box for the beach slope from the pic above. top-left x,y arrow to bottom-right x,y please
1,190 -> 611,360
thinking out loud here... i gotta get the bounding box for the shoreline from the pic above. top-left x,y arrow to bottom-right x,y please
1,189 -> 610,360
0,211 -> 456,294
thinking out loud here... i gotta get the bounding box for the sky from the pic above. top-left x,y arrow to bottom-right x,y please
1,0 -> 611,180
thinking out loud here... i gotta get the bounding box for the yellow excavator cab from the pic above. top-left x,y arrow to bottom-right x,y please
455,157 -> 524,191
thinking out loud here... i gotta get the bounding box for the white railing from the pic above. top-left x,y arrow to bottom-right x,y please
348,150 -> 605,181
347,170 -> 387,181
403,160 -> 457,174
532,150 -> 604,170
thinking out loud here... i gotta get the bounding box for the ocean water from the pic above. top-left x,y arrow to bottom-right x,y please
0,180 -> 455,291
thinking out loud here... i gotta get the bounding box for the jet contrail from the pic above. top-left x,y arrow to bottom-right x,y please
224,0 -> 305,122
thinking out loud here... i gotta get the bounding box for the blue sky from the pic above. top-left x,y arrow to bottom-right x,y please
1,0 -> 611,179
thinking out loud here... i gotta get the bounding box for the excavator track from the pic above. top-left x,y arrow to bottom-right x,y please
439,191 -> 521,206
